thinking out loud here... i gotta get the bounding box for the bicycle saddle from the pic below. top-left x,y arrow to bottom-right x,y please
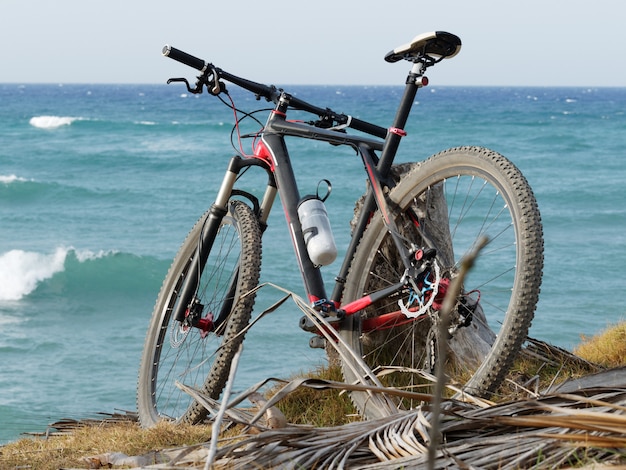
385,31 -> 461,63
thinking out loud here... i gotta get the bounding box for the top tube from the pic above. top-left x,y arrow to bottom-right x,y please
266,107 -> 385,152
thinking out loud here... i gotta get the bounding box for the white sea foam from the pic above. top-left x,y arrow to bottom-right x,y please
0,247 -> 118,302
29,115 -> 78,129
73,248 -> 116,262
0,174 -> 28,184
0,248 -> 68,301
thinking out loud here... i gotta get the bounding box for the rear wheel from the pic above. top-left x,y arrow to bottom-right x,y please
340,147 -> 543,419
137,200 -> 262,427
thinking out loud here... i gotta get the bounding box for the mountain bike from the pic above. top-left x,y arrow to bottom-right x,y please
137,31 -> 543,427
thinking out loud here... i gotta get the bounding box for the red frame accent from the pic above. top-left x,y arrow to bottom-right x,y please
362,310 -> 421,331
389,127 -> 407,137
341,295 -> 374,315
253,140 -> 275,171
341,277 -> 450,332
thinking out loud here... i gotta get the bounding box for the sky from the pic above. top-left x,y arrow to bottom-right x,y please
1,0 -> 625,87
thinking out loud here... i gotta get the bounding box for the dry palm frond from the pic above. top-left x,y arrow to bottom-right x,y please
523,336 -> 602,371
178,376 -> 434,433
25,410 -> 138,438
202,387 -> 625,470
168,354 -> 625,469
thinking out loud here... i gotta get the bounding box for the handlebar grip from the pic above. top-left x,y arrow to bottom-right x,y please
162,45 -> 206,71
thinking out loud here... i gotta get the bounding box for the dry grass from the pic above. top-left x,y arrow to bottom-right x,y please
272,365 -> 359,427
574,320 -> 626,367
0,420 -> 212,469
1,321 -> 624,469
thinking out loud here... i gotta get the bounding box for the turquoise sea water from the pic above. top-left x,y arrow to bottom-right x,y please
1,82 -> 625,443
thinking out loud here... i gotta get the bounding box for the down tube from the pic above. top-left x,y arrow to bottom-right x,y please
261,133 -> 328,303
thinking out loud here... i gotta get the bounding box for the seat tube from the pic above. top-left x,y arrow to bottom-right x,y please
377,65 -> 425,174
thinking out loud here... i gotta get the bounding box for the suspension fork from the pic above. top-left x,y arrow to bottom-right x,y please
172,155 -> 275,324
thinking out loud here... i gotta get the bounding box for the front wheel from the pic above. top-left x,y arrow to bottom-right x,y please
340,147 -> 543,419
137,200 -> 262,427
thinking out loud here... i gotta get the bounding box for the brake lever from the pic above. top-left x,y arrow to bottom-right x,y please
166,77 -> 204,94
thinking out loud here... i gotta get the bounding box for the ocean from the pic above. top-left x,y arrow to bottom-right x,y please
1,82 -> 625,444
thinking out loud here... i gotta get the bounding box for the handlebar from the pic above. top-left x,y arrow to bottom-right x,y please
162,45 -> 388,140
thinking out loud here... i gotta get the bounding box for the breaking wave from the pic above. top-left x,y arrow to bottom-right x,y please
0,247 -> 165,302
29,115 -> 81,129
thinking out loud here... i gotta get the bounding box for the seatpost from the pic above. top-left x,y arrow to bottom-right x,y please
377,61 -> 429,175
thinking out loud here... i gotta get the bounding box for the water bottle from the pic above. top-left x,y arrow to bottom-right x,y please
297,194 -> 337,266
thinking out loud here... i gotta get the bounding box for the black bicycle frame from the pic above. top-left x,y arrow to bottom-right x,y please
174,61 -> 429,326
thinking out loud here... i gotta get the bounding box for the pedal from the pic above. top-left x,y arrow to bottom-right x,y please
299,316 -> 317,333
299,314 -> 342,333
